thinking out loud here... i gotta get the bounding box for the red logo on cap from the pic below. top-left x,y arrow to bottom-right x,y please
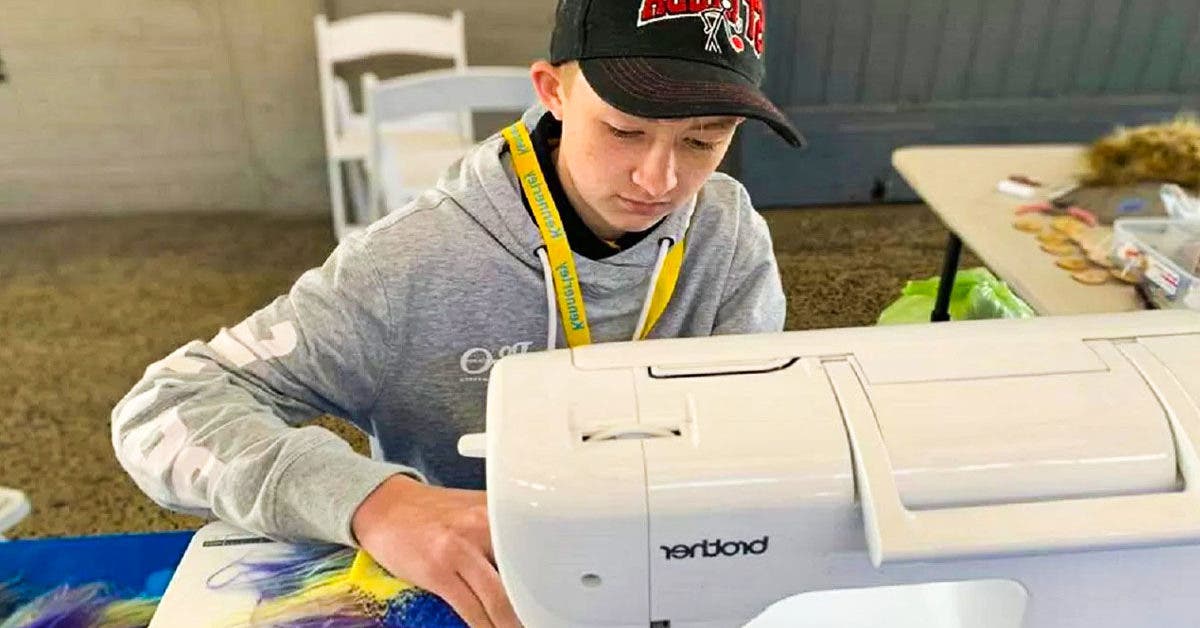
638,0 -> 765,58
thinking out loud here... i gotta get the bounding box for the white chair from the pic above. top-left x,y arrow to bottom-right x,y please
0,486 -> 30,540
314,11 -> 468,241
363,68 -> 538,216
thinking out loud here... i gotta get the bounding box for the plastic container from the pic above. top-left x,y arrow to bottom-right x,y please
1161,184 -> 1200,221
1112,218 -> 1200,311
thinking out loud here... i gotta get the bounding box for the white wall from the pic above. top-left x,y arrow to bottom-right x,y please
0,0 -> 556,220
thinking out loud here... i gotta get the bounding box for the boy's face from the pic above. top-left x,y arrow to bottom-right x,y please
534,63 -> 743,238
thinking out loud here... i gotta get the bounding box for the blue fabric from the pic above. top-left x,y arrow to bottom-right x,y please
0,531 -> 193,597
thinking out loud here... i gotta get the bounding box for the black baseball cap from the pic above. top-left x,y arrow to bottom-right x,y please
551,0 -> 804,147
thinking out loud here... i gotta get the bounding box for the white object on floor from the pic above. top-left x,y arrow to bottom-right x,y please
314,11 -> 468,241
0,487 -> 31,539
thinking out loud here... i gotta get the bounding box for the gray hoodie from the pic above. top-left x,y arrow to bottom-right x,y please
111,106 -> 785,547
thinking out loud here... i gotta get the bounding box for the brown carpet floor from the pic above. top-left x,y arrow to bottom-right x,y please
0,206 -> 977,539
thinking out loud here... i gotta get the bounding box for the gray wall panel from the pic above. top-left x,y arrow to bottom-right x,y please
1074,0 -> 1125,94
1106,0 -> 1167,93
825,0 -> 873,104
1035,0 -> 1092,96
929,0 -> 983,100
793,0 -> 839,105
1002,0 -> 1056,97
967,0 -> 1021,99
898,0 -> 946,103
1140,0 -> 1200,91
1178,5 -> 1200,90
740,0 -> 1200,208
861,0 -> 910,103
761,2 -> 797,104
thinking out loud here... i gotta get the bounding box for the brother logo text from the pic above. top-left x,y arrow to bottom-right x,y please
660,536 -> 769,560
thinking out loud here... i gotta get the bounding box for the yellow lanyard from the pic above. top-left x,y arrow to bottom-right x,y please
502,121 -> 686,348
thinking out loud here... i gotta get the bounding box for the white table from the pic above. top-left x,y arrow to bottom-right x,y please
149,522 -> 285,628
893,145 -> 1143,319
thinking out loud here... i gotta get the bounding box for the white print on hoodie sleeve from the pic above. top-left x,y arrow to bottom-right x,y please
111,232 -> 421,546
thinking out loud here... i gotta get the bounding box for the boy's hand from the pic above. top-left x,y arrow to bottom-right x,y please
351,475 -> 523,628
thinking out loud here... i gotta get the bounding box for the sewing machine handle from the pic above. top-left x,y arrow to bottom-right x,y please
824,345 -> 1200,568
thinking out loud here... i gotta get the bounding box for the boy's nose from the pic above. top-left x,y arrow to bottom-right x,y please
632,145 -> 679,199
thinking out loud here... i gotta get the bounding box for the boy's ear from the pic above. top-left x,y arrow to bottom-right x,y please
529,60 -> 567,121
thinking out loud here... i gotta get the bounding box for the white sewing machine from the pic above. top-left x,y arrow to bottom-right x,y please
460,309 -> 1200,628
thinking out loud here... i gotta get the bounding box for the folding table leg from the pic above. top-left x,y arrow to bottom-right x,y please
931,233 -> 963,323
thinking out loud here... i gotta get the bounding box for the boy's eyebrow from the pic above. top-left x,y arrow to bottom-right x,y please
687,117 -> 741,131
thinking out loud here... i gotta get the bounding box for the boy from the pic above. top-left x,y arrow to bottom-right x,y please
113,1 -> 802,626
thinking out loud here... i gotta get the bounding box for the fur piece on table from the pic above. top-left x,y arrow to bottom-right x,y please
207,546 -> 466,628
1083,113 -> 1200,191
0,583 -> 157,628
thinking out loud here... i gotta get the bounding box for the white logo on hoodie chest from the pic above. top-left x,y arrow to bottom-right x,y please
459,341 -> 534,379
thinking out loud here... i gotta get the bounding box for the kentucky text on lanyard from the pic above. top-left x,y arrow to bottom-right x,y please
502,120 -> 686,348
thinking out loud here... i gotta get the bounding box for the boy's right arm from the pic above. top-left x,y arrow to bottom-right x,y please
111,232 -> 419,547
112,230 -> 522,627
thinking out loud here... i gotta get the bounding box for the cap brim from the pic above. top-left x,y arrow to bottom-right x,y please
580,57 -> 805,148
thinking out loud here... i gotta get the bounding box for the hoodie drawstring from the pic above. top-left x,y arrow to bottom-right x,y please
536,247 -> 558,350
631,238 -> 674,342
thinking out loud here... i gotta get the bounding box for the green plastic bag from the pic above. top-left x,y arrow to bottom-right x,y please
877,268 -> 1036,325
